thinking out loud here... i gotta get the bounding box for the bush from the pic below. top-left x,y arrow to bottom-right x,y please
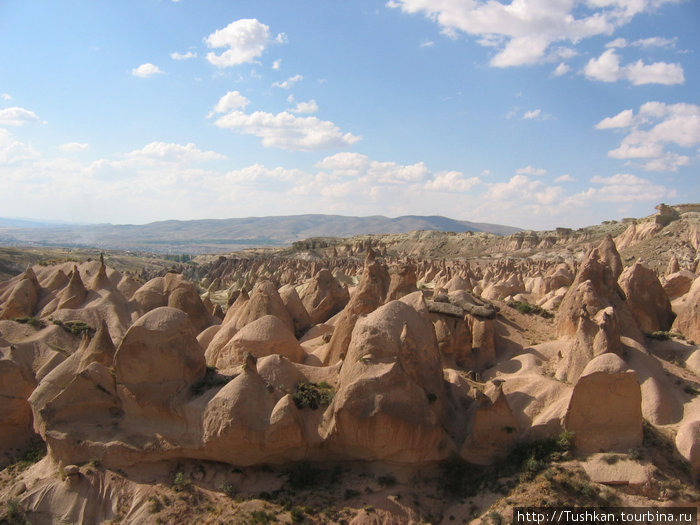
172,472 -> 190,492
51,319 -> 95,337
506,300 -> 553,319
292,382 -> 334,410
287,461 -> 319,490
13,316 -> 45,329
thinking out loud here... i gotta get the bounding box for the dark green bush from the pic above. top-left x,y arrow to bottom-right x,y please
292,382 -> 334,410
13,316 -> 45,329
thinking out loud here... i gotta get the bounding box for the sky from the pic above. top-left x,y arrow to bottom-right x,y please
0,0 -> 698,230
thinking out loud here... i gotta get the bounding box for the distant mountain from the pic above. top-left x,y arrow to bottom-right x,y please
0,214 -> 521,253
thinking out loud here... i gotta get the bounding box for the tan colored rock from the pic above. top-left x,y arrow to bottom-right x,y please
114,307 -> 205,413
0,275 -> 39,320
322,300 -> 451,463
675,419 -> 700,478
278,284 -> 312,338
222,280 -> 295,333
672,276 -> 700,342
565,353 -> 642,454
663,270 -> 695,299
210,315 -> 305,369
386,261 -> 418,301
619,261 -> 675,333
324,256 -> 390,365
461,383 -> 518,465
298,269 -> 349,326
167,284 -> 211,332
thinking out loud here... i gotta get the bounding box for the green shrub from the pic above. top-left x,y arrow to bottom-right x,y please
292,382 -> 334,410
13,316 -> 45,329
221,481 -> 235,498
51,319 -> 95,337
290,506 -> 306,523
172,472 -> 190,492
249,510 -> 275,524
287,461 -> 319,489
506,300 -> 553,319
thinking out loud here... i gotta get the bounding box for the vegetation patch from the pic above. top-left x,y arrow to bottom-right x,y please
292,382 -> 334,410
191,366 -> 233,396
51,319 -> 95,337
12,317 -> 45,329
506,300 -> 553,319
6,443 -> 46,476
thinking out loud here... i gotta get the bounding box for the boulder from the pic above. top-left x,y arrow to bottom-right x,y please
297,269 -> 349,326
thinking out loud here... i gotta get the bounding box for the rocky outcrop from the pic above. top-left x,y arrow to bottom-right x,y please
564,354 -> 642,454
297,269 -> 349,326
618,261 -> 675,333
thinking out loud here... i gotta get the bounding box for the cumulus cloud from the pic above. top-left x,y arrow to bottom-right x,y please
596,102 -> 700,171
516,165 -> 547,176
584,49 -> 684,85
272,74 -> 303,89
214,110 -> 361,151
125,142 -> 226,164
552,62 -> 571,76
131,63 -> 164,77
290,99 -> 318,114
0,128 -> 38,164
1,93 -> 11,101
0,107 -> 40,126
208,91 -> 250,116
386,0 -> 676,67
555,174 -> 574,182
589,173 -> 676,202
205,18 -> 283,68
272,59 -> 282,70
170,51 -> 197,60
424,171 -> 480,192
59,142 -> 89,153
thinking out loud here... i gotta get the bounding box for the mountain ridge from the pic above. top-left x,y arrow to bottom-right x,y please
0,214 -> 521,253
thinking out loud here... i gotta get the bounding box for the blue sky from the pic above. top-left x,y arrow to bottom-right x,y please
0,0 -> 698,229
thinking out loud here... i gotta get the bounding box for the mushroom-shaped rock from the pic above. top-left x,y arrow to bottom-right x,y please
298,269 -> 350,326
618,261 -> 675,333
322,300 -> 451,463
209,315 -> 305,370
114,307 -> 205,409
564,353 -> 642,454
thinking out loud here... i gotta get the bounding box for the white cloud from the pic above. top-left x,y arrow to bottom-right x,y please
555,174 -> 574,182
214,110 -> 361,151
595,109 -> 635,129
205,19 -> 282,68
523,109 -> 542,120
125,142 -> 226,164
584,49 -> 684,85
315,152 -> 428,184
0,106 -> 40,126
597,102 -> 700,171
272,74 -> 303,89
424,171 -> 480,192
386,0 -> 677,67
606,38 -> 628,48
624,59 -> 684,85
131,63 -> 164,78
0,128 -> 38,164
552,62 -> 571,76
516,165 -> 547,176
272,59 -> 282,70
170,51 -> 197,60
420,40 -> 435,48
290,99 -> 318,114
589,173 -> 676,202
209,91 -> 250,116
632,36 -> 676,49
1,93 -> 11,101
59,142 -> 89,153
